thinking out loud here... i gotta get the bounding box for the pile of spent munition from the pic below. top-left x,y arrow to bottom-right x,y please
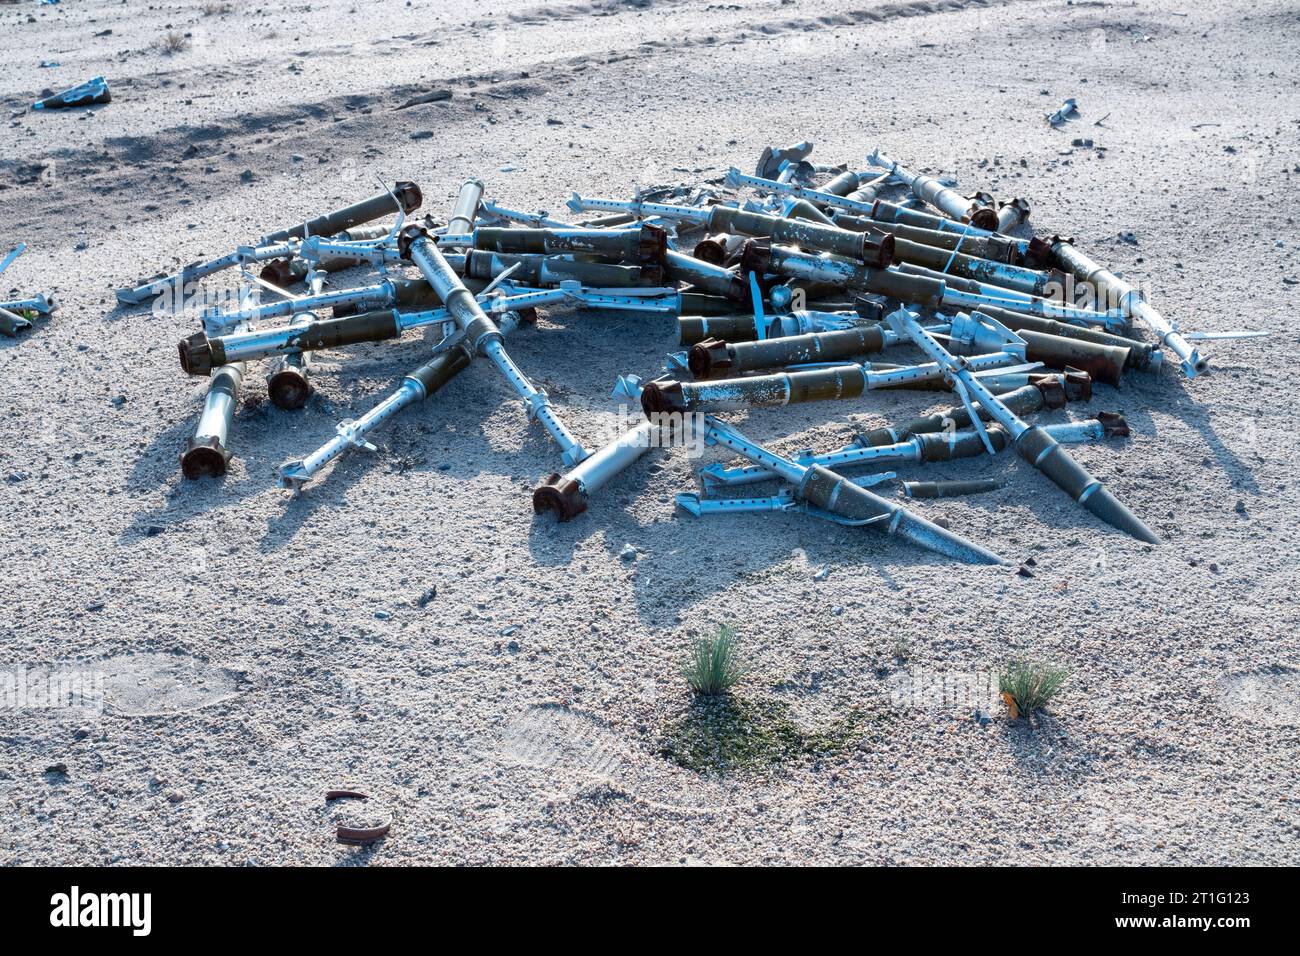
117,143 -> 1253,565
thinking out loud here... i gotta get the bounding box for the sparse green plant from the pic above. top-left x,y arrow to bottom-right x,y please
154,31 -> 192,55
660,697 -> 889,776
998,659 -> 1070,718
684,625 -> 746,696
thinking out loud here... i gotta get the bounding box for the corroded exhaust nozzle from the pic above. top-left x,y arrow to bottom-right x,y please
532,473 -> 588,521
179,331 -> 217,376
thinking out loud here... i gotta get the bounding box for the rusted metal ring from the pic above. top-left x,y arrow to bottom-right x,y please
326,790 -> 392,846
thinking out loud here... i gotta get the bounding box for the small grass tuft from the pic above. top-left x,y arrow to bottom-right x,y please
684,625 -> 746,697
154,31 -> 192,55
999,659 -> 1070,719
203,1 -> 233,14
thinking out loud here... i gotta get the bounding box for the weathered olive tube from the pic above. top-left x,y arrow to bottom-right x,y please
447,178 -> 484,234
678,293 -> 743,317
0,306 -> 32,337
859,382 -> 1055,446
822,170 -> 878,198
760,246 -> 948,308
688,325 -> 887,378
579,212 -> 638,228
331,276 -> 486,318
969,303 -> 1156,369
181,363 -> 244,479
997,199 -> 1031,232
409,341 -> 475,395
1019,329 -> 1128,387
179,309 -> 402,374
663,251 -> 747,301
1015,425 -> 1159,543
706,206 -> 893,266
915,426 -> 1010,460
679,314 -> 764,345
797,464 -> 1006,565
783,199 -> 837,225
869,199 -> 996,237
904,479 -> 1004,499
891,238 -> 1060,297
897,173 -> 1000,231
533,422 -> 656,521
473,224 -> 667,263
836,215 -> 1023,264
462,251 -> 659,288
640,365 -> 867,416
261,181 -> 422,244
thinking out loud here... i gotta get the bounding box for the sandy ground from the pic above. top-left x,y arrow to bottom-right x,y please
0,0 -> 1298,866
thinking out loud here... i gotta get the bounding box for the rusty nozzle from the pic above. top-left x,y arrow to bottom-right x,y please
179,331 -> 216,376
532,473 -> 589,522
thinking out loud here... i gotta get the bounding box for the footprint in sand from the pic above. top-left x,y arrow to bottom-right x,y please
495,703 -> 762,814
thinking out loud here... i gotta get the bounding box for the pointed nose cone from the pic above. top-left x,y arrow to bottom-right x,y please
1016,426 -> 1159,544
1081,485 -> 1160,544
892,510 -> 1011,566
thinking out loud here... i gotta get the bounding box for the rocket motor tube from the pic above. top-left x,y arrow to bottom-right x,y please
1015,425 -> 1159,543
706,207 -> 894,266
408,341 -> 475,395
914,426 -> 1010,461
663,251 -> 748,302
1050,239 -> 1205,376
692,233 -> 745,266
796,464 -> 1007,566
0,307 -> 32,337
904,479 -> 1005,499
688,325 -> 888,378
679,314 -> 764,345
869,199 -> 997,238
266,309 -> 315,411
1018,329 -> 1129,387
332,276 -> 483,318
969,303 -> 1157,370
834,215 -> 1023,264
462,251 -> 660,288
678,293 -> 746,317
858,382 -> 1054,447
906,174 -> 1000,231
533,422 -> 657,522
891,238 -> 1061,298
472,224 -> 667,263
447,178 -> 485,235
761,245 -> 948,307
997,198 -> 1031,232
181,363 -> 244,479
178,309 -> 403,374
640,365 -> 868,416
261,181 -> 422,245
